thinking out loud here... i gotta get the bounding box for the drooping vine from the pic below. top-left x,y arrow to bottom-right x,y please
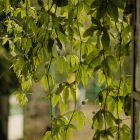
0,0 -> 132,140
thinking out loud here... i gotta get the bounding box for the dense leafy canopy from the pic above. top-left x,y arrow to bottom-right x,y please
0,0 -> 132,139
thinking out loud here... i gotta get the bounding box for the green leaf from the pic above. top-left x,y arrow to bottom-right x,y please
63,87 -> 69,104
89,56 -> 101,69
83,50 -> 100,64
122,25 -> 131,39
105,112 -> 113,127
55,28 -> 66,44
69,112 -> 77,122
108,126 -> 118,134
64,110 -> 75,116
76,66 -> 82,84
107,1 -> 118,22
47,37 -> 54,53
59,96 -> 66,115
12,91 -> 28,107
108,97 -> 115,113
68,65 -> 79,73
81,67 -> 88,88
78,1 -> 83,13
83,26 -> 100,38
58,57 -> 64,74
111,0 -> 124,9
25,38 -> 32,54
22,37 -> 27,50
76,113 -> 83,131
70,87 -> 76,101
44,75 -> 55,91
30,18 -> 38,37
83,2 -> 90,13
69,124 -> 77,129
124,94 -> 131,116
67,27 -> 74,41
53,126 -> 61,136
101,29 -> 110,51
98,71 -> 105,86
91,17 -> 101,26
63,57 -> 70,73
56,83 -> 66,95
52,95 -> 60,107
107,56 -> 118,71
92,110 -> 103,131
96,2 -> 107,19
79,111 -> 91,127
44,76 -> 48,90
67,127 -> 73,140
115,101 -> 123,117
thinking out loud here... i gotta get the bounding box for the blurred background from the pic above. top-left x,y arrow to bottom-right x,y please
0,0 -> 131,140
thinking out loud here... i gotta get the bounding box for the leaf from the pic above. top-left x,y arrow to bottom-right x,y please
107,1 -> 118,22
83,26 -> 100,38
71,55 -> 75,67
92,110 -> 103,131
79,111 -> 91,127
81,67 -> 88,88
63,57 -> 70,73
63,87 -> 69,104
67,127 -> 73,140
12,91 -> 28,107
52,95 -> 60,107
108,97 -> 115,113
44,75 -> 55,91
25,38 -> 32,54
122,25 -> 131,39
47,37 -> 54,53
83,2 -> 90,13
98,71 -> 105,86
70,87 -> 76,101
115,101 -> 123,117
68,65 -> 79,73
83,50 -> 100,64
105,112 -> 113,127
91,17 -> 101,26
101,29 -> 110,51
44,76 -> 48,90
89,56 -> 101,69
64,110 -> 75,116
96,2 -> 107,19
76,113 -> 83,131
56,83 -> 66,95
59,96 -> 66,115
124,94 -> 131,116
30,18 -> 38,37
55,28 -> 66,44
58,57 -> 64,74
69,124 -> 77,129
67,27 -> 74,41
108,126 -> 118,134
107,56 -> 118,71
53,126 -> 61,136
111,0 -> 124,9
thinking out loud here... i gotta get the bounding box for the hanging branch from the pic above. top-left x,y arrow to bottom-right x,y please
103,52 -> 109,140
115,21 -> 123,140
45,3 -> 57,139
65,0 -> 82,138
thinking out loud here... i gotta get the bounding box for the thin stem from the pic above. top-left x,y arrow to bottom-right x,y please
65,1 -> 82,139
115,21 -> 123,140
0,69 -> 10,79
103,53 -> 109,140
46,51 -> 54,140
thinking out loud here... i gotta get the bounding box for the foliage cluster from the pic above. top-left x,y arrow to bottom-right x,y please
0,0 -> 132,139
